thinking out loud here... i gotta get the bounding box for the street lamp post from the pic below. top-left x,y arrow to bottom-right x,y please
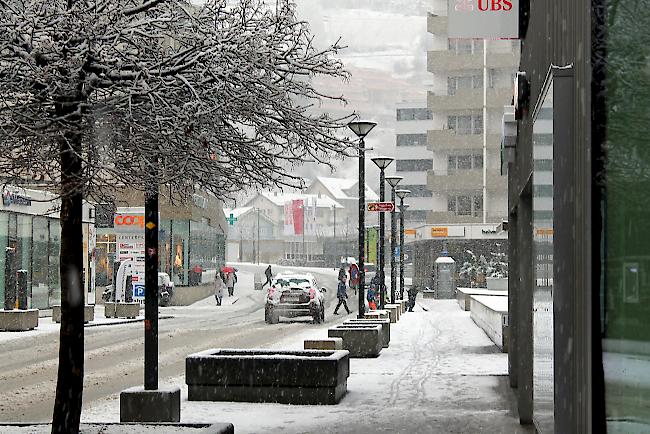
371,156 -> 394,309
385,176 -> 402,304
348,120 -> 377,318
256,208 -> 260,265
396,190 -> 411,301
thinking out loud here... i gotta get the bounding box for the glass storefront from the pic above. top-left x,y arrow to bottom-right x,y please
31,217 -> 49,308
95,216 -> 225,289
532,80 -> 554,432
603,2 -> 650,431
0,211 -> 95,310
189,219 -> 225,271
0,214 -> 7,304
172,219 -> 189,286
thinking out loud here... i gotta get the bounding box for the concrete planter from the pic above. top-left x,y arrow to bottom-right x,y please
383,304 -> 399,323
104,302 -> 141,319
342,319 -> 391,348
328,325 -> 383,358
423,289 -> 436,298
120,386 -> 181,423
186,349 -> 350,405
0,309 -> 39,331
364,310 -> 389,320
456,288 -> 508,311
52,305 -> 95,323
486,277 -> 508,291
304,338 -> 343,350
470,295 -> 509,352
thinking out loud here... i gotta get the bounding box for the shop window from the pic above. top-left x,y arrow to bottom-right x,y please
48,220 -> 61,306
32,217 -> 49,309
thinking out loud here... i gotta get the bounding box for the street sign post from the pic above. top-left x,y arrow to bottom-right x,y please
367,202 -> 395,212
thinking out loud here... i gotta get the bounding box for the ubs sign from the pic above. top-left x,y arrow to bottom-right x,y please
448,0 -> 519,39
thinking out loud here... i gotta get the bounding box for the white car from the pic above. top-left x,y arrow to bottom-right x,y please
264,272 -> 326,324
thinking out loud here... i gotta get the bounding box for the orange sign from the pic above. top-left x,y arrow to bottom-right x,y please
535,228 -> 553,236
431,227 -> 449,237
404,229 -> 417,236
114,214 -> 145,228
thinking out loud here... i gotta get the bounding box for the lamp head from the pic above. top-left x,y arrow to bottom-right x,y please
371,155 -> 394,169
385,176 -> 403,188
347,121 -> 377,139
395,189 -> 411,199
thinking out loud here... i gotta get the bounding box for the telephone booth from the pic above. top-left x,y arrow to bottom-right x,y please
434,255 -> 456,299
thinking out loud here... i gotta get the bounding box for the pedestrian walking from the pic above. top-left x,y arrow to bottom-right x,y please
348,263 -> 360,296
262,265 -> 273,288
338,265 -> 347,283
366,284 -> 377,311
407,285 -> 419,312
333,280 -> 351,315
225,271 -> 235,297
214,272 -> 225,306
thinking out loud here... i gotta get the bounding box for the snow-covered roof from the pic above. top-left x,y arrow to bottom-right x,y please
313,177 -> 379,201
223,207 -> 253,219
258,192 -> 344,209
435,256 -> 455,264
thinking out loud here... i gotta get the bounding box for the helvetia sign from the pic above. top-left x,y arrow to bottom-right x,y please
448,0 -> 519,39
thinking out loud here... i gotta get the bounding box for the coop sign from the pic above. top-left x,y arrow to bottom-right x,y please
448,0 -> 519,39
2,189 -> 32,207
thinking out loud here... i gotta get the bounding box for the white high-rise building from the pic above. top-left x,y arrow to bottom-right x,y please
426,2 -> 520,223
394,101 -> 435,228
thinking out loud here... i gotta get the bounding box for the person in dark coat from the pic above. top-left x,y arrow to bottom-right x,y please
333,280 -> 351,315
338,265 -> 347,283
407,285 -> 419,312
262,265 -> 273,288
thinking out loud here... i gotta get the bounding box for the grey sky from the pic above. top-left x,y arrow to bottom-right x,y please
236,0 -> 430,204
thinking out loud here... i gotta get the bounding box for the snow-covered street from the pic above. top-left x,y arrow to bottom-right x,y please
80,299 -> 532,434
0,265 -> 349,424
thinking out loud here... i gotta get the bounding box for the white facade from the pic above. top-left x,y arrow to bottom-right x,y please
426,2 -> 519,224
394,101 -> 435,227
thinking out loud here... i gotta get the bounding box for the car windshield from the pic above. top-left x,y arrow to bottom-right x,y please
274,278 -> 310,287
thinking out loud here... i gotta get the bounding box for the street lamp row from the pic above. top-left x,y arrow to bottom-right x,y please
348,120 -> 411,316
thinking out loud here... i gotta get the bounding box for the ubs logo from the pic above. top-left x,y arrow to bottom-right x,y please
454,0 -> 513,11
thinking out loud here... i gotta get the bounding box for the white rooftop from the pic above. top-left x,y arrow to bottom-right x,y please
313,177 -> 379,201
258,192 -> 344,209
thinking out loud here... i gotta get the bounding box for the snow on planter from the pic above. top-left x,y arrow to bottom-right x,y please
327,325 -> 383,358
185,349 -> 350,405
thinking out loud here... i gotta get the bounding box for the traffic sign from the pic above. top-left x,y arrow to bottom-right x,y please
367,202 -> 395,212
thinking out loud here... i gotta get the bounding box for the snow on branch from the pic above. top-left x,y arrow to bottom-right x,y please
0,0 -> 355,202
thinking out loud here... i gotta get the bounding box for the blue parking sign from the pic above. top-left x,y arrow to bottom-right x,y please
133,284 -> 145,298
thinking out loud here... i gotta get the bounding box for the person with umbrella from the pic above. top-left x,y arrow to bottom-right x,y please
222,266 -> 236,297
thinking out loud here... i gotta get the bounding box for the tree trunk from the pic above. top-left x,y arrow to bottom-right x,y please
52,100 -> 85,434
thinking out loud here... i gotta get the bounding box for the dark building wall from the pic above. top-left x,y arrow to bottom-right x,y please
511,1 -> 603,431
410,239 -> 508,290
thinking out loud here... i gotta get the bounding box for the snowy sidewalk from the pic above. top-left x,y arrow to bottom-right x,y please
84,299 -> 531,433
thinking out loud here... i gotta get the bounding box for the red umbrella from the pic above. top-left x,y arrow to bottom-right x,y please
221,266 -> 235,273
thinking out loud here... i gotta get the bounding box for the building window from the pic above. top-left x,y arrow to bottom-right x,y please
396,108 -> 432,121
396,159 -> 433,172
447,73 -> 484,95
448,38 -> 483,55
447,114 -> 483,135
396,134 -> 427,147
448,153 -> 483,173
399,185 -> 433,197
448,194 -> 482,217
